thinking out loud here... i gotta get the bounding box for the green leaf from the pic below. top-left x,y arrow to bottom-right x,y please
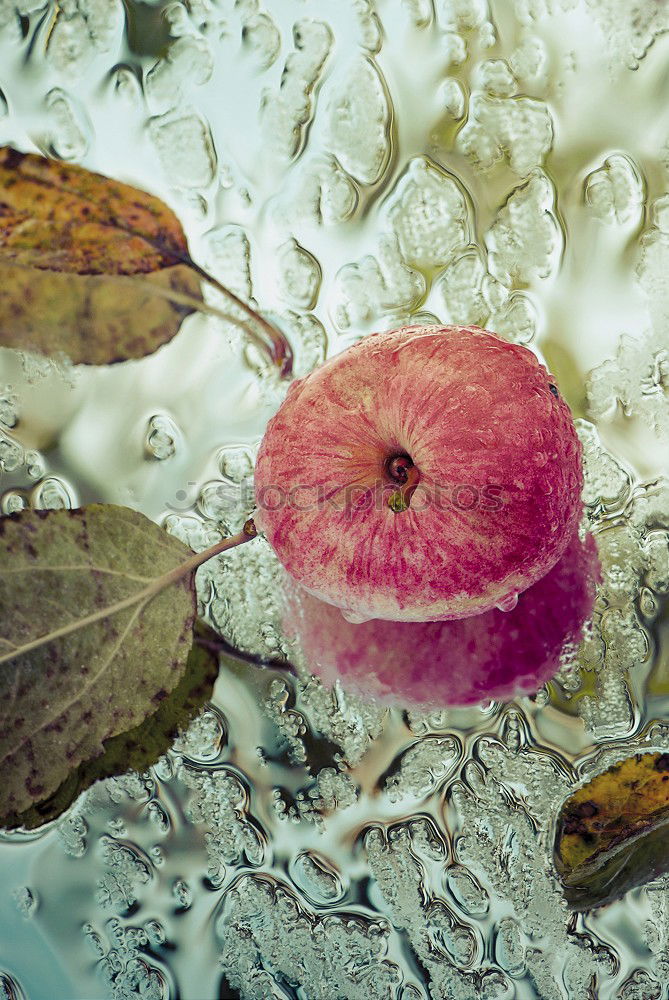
0,146 -> 292,373
555,751 -> 669,909
0,505 -> 256,822
0,504 -> 204,818
1,622 -> 221,830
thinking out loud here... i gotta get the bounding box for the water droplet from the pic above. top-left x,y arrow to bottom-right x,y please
495,592 -> 518,612
584,153 -> 644,225
218,446 -> 255,484
150,111 -> 217,188
388,156 -> 471,270
326,54 -> 390,185
24,450 -> 44,480
147,800 -> 171,835
277,239 -> 322,310
441,77 -> 466,119
341,608 -> 370,624
145,35 -> 213,114
0,972 -> 25,1000
44,87 -> 90,161
149,845 -> 165,866
144,919 -> 166,947
639,587 -> 658,619
198,479 -> 248,525
82,923 -> 106,958
107,817 -> 127,837
0,428 -> 24,472
0,385 -> 18,428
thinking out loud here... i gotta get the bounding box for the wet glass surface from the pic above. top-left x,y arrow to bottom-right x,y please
1,1 -> 669,997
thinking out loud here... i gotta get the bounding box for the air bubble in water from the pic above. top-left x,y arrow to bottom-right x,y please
145,414 -> 179,461
0,429 -> 23,472
0,971 -> 25,1000
12,887 -> 37,919
150,111 -> 217,188
31,476 -> 75,510
584,153 -> 645,225
24,451 -> 44,480
277,239 -> 322,310
0,386 -> 17,428
144,920 -> 166,947
326,55 -> 391,186
44,87 -> 90,160
1,490 -> 26,514
172,878 -> 192,910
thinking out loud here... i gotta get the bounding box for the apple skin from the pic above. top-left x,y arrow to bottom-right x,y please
283,530 -> 599,708
255,325 -> 583,623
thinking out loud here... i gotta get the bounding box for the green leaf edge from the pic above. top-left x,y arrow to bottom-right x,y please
0,622 -> 221,831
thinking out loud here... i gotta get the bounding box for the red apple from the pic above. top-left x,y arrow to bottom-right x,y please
284,530 -> 598,707
255,325 -> 583,623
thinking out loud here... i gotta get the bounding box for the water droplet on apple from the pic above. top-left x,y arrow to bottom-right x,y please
495,592 -> 518,612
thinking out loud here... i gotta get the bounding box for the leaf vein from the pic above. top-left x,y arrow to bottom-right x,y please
0,565 -> 154,583
0,598 -> 148,769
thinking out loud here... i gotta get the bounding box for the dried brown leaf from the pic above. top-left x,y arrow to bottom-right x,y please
0,147 -> 292,372
555,751 -> 669,909
0,146 -> 201,363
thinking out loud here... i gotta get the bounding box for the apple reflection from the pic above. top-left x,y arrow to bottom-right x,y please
284,530 -> 599,708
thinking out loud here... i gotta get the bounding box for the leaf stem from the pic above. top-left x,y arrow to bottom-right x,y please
194,631 -> 296,675
186,259 -> 293,379
168,518 -> 258,580
0,519 -> 258,667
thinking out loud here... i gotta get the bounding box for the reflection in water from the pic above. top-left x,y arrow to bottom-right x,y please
286,530 -> 599,707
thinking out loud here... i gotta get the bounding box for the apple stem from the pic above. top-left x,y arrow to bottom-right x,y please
141,235 -> 294,378
386,455 -> 420,513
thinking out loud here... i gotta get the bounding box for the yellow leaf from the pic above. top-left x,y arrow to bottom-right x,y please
0,145 -> 189,274
555,752 -> 669,909
0,147 -> 292,371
